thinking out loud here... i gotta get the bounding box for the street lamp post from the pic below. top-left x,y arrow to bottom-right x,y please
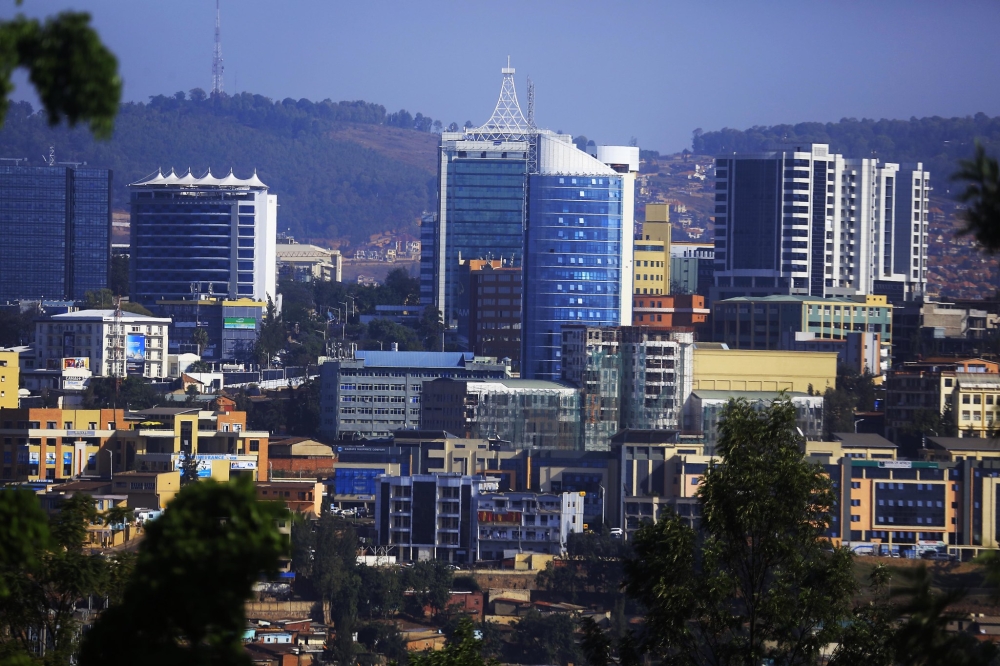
854,418 -> 866,434
599,484 -> 606,527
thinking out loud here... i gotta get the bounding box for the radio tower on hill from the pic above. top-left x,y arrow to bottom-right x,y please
212,0 -> 224,95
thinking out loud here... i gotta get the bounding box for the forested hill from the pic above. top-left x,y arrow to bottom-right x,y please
691,113 -> 1000,186
0,92 -> 447,244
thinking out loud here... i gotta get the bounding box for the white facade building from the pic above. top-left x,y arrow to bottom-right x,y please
33,309 -> 171,380
712,144 -> 928,304
475,491 -> 584,560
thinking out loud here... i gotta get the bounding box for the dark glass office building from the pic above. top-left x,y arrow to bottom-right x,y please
434,141 -> 529,331
129,169 -> 276,306
0,164 -> 111,301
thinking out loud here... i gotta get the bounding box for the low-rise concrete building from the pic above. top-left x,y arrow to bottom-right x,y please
110,469 -> 180,509
29,309 -> 171,387
256,480 -> 324,516
319,350 -> 510,440
420,378 -> 580,450
475,491 -> 584,561
276,241 -> 342,283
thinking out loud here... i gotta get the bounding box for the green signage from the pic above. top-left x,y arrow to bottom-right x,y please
223,317 -> 256,330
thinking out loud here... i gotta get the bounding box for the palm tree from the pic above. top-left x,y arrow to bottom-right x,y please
953,142 -> 1000,253
103,505 -> 133,545
191,327 -> 209,357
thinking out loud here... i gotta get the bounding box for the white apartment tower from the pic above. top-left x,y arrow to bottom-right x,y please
712,144 -> 928,304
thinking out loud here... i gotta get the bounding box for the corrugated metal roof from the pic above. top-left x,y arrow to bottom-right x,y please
926,436 -> 1000,452
355,350 -> 474,368
955,372 -> 1000,386
831,432 -> 897,448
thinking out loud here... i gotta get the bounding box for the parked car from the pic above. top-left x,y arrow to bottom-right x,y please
921,551 -> 955,562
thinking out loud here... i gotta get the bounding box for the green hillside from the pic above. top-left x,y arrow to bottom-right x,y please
0,93 -> 442,244
691,113 -> 1000,186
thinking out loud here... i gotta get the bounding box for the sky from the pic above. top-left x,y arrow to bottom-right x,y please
5,0 -> 1000,153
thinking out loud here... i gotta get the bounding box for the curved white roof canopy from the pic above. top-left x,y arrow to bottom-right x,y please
130,167 -> 268,189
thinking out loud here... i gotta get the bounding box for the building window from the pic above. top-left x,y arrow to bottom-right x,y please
249,440 -> 259,452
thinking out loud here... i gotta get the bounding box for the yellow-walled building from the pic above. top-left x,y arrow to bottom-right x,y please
950,372 -> 1000,438
0,348 -> 19,409
0,404 -> 268,484
634,204 -> 671,296
692,345 -> 838,394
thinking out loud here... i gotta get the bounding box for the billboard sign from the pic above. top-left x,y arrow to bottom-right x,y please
230,461 -> 257,470
63,379 -> 87,391
62,357 -> 89,370
224,317 -> 257,330
126,334 -> 146,375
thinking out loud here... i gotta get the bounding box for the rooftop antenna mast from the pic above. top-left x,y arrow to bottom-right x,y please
526,77 -> 535,128
212,0 -> 224,95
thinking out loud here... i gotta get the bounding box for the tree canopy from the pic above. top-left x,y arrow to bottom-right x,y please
0,10 -> 120,137
622,398 -> 855,666
79,478 -> 289,666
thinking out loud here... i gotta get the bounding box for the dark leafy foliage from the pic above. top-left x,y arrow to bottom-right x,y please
409,617 -> 498,666
0,11 -> 120,138
623,399 -> 856,666
505,610 -> 581,666
78,478 -> 289,666
953,142 -> 1000,253
0,493 -> 119,665
889,565 -> 997,666
82,376 -> 160,410
291,514 -> 361,664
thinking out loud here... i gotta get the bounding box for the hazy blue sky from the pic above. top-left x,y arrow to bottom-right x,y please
5,1 -> 1000,153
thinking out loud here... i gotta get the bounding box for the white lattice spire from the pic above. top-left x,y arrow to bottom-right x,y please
467,57 -> 534,141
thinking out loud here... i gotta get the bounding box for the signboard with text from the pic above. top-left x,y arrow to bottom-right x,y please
224,317 -> 257,330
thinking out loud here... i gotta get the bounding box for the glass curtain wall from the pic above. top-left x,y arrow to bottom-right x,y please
523,174 -> 624,381
442,158 -> 527,333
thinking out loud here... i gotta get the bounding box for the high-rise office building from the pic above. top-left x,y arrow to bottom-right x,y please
0,164 -> 111,301
712,144 -> 928,304
128,169 -> 277,305
561,324 -> 695,450
431,62 -> 637,380
523,142 -> 637,380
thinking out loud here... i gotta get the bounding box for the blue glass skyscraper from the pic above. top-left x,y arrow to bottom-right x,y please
432,62 -> 638,379
0,164 -> 111,301
523,172 -> 625,380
